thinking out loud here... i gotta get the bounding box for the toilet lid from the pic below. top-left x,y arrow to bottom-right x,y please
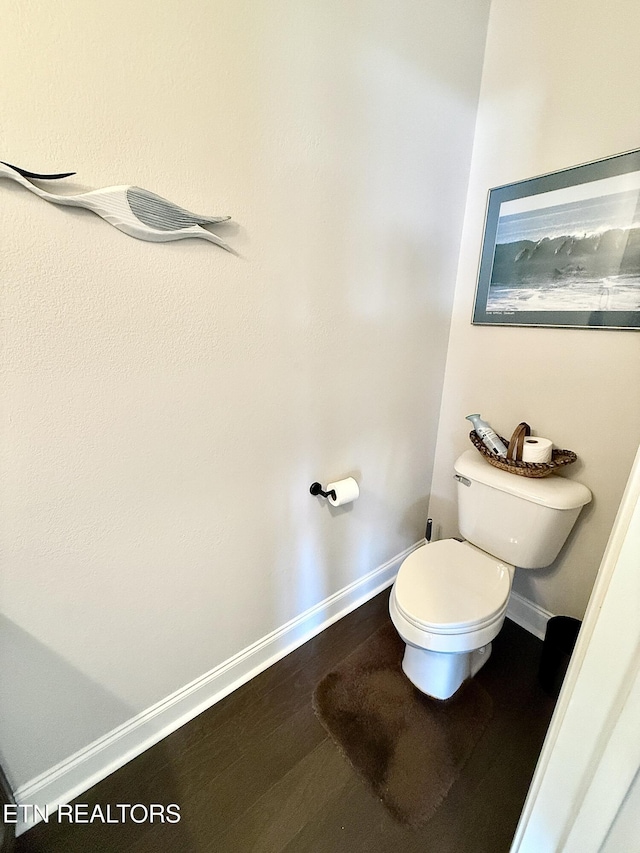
394,540 -> 512,632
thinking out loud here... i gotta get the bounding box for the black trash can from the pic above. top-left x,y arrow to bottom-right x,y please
539,616 -> 582,699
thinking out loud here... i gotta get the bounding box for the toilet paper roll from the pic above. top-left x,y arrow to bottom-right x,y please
326,477 -> 360,507
521,436 -> 553,464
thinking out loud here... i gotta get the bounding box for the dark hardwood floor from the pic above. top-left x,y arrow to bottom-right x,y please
17,589 -> 555,853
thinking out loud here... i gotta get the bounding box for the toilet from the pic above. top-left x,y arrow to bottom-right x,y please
389,449 -> 591,700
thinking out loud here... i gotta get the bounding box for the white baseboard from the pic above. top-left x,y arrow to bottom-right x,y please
506,590 -> 554,640
14,542 -> 421,836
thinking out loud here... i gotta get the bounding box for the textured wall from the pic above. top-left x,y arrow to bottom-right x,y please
0,0 -> 489,786
429,0 -> 640,619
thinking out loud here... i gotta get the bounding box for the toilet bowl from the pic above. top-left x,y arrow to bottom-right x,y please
389,450 -> 592,701
389,539 -> 514,699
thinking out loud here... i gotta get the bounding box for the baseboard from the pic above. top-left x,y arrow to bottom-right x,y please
506,590 -> 553,641
14,541 -> 421,836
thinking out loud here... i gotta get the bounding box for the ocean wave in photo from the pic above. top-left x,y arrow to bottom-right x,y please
496,187 -> 640,245
486,276 -> 640,312
490,227 -> 640,288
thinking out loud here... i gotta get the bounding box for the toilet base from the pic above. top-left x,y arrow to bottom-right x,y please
401,642 -> 492,700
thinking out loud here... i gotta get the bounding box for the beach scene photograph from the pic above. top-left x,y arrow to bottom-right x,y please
486,170 -> 640,314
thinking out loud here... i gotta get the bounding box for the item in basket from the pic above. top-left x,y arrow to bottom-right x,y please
465,414 -> 508,457
522,437 -> 553,464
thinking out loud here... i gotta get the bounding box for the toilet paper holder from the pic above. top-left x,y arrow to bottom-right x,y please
310,476 -> 360,507
309,482 -> 336,501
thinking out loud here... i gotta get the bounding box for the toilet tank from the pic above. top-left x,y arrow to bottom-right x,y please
454,450 -> 591,569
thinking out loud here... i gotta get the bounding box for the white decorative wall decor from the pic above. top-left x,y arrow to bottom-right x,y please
0,161 -> 233,250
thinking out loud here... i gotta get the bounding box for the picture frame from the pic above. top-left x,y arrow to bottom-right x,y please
472,148 -> 640,329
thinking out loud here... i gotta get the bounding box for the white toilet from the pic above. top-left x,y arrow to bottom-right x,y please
389,449 -> 591,700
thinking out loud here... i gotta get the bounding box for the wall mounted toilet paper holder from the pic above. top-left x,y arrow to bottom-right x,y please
309,482 -> 336,501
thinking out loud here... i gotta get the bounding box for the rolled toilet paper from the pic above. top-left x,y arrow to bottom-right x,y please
326,477 -> 360,507
521,436 -> 553,464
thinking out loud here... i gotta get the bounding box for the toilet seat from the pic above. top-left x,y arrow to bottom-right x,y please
393,539 -> 512,634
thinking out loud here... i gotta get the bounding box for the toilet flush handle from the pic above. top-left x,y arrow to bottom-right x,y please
454,474 -> 471,487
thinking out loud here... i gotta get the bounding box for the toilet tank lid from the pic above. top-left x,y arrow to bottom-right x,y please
454,450 -> 592,510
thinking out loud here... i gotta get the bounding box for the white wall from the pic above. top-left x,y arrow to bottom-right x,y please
430,0 -> 640,620
0,0 -> 490,789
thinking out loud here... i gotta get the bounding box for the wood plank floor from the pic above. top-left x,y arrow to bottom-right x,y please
17,589 -> 555,853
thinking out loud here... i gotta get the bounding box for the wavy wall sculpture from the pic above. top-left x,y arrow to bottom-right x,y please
0,161 -> 233,251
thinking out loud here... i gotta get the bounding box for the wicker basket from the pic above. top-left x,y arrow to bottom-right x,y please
469,430 -> 577,478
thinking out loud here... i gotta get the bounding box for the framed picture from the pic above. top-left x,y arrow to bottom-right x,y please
472,148 -> 640,329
